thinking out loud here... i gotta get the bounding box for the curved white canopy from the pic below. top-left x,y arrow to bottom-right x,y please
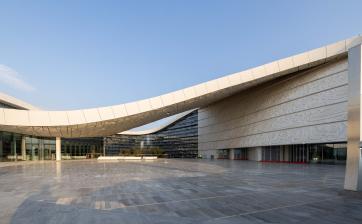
0,36 -> 361,138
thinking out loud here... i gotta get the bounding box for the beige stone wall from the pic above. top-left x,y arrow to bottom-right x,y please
198,59 -> 348,156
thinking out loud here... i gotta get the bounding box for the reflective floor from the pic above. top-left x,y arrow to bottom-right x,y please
1,159 -> 362,224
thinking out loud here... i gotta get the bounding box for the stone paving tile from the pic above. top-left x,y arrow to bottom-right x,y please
0,159 -> 362,223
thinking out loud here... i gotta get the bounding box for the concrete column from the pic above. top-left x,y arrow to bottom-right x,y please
31,145 -> 35,160
0,138 -> 3,159
344,44 -> 362,191
13,135 -> 17,161
284,146 -> 290,162
248,147 -> 262,161
229,149 -> 235,160
39,139 -> 44,160
279,147 -> 284,161
103,137 -> 106,156
256,147 -> 262,161
21,136 -> 26,160
56,137 -> 61,161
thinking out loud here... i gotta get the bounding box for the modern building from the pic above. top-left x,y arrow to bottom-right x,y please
1,35 -> 362,190
104,110 -> 198,158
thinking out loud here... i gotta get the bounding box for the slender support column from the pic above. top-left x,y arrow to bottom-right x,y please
21,136 -> 26,160
103,137 -> 106,156
256,147 -> 262,161
31,145 -> 35,160
247,147 -> 262,161
284,146 -> 290,162
229,149 -> 235,160
13,135 -> 17,161
344,44 -> 362,191
56,137 -> 61,161
0,138 -> 3,159
39,139 -> 44,160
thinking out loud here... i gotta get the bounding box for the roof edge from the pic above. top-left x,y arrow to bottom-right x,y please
0,92 -> 39,110
120,109 -> 197,135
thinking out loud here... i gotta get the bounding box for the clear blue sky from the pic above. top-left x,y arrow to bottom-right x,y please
0,0 -> 361,110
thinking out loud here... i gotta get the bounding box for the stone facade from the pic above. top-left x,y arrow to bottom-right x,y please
198,58 -> 348,158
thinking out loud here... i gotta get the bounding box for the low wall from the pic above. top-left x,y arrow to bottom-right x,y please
62,156 -> 87,160
97,156 -> 157,161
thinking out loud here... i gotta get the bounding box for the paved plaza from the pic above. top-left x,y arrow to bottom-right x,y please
0,159 -> 362,223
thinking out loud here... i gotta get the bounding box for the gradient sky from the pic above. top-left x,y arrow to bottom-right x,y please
0,0 -> 362,111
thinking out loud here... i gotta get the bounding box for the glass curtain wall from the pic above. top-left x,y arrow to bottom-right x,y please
0,131 -> 103,161
260,142 -> 347,164
26,137 -> 56,160
61,138 -> 103,159
0,132 -> 22,161
104,110 -> 198,158
219,143 -> 347,165
234,148 -> 248,160
217,149 -> 229,159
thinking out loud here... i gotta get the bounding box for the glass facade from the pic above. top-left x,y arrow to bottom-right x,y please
104,110 -> 198,158
0,132 -> 22,161
0,131 -> 103,161
217,149 -> 229,159
25,136 -> 56,160
234,148 -> 248,160
218,142 -> 347,164
260,143 -> 347,164
61,137 -> 103,159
